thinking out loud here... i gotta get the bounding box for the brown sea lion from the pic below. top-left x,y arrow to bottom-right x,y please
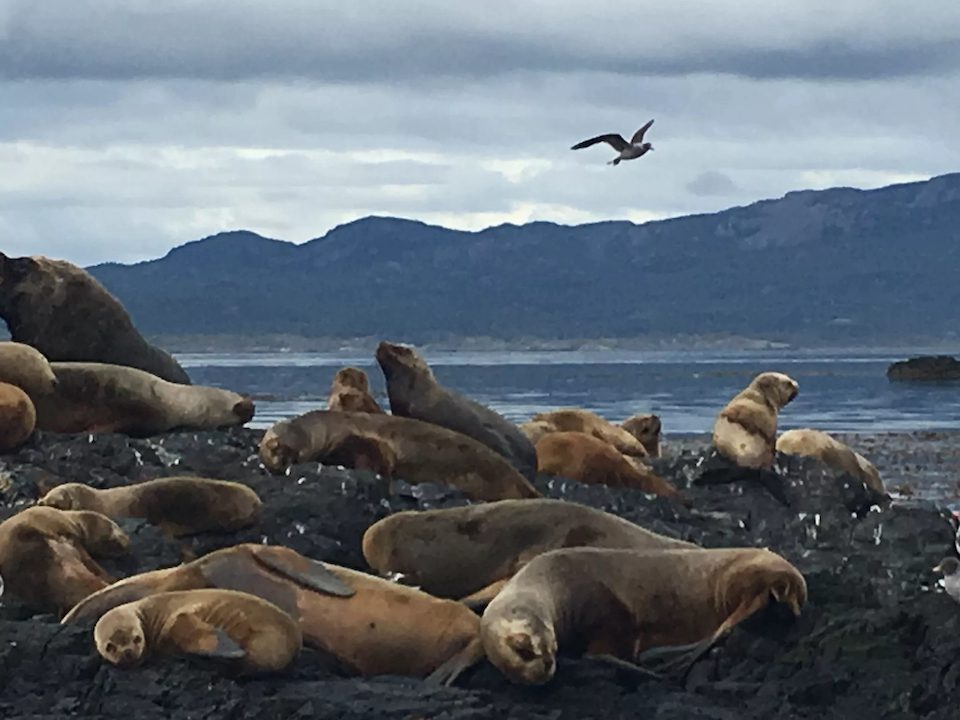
712,372 -> 799,469
776,428 -> 886,495
535,432 -> 686,503
362,499 -> 698,604
66,544 -> 483,684
480,546 -> 807,685
0,381 -> 36,452
375,341 -> 538,481
94,588 -> 302,675
0,506 -> 130,613
0,341 -> 59,396
37,477 -> 262,537
259,410 -> 539,502
524,409 -> 650,459
31,362 -> 254,436
327,367 -> 385,414
0,252 -> 190,384
620,413 -> 662,458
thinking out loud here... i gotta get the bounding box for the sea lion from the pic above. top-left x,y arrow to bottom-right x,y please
375,341 -> 538,481
0,252 -> 190,384
94,588 -> 302,675
327,367 -> 385,414
0,341 -> 59,397
480,546 -> 807,685
362,499 -> 698,604
30,362 -> 254,436
37,477 -> 262,537
524,409 -> 650,459
712,372 -> 799,469
66,544 -> 483,684
620,413 -> 662,458
0,381 -> 36,452
775,428 -> 886,495
259,410 -> 539,502
0,506 -> 130,613
535,432 -> 686,503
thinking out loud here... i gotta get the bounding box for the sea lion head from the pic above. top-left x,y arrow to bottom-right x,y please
375,341 -> 434,381
259,422 -> 310,473
483,612 -> 558,685
332,367 -> 370,392
37,483 -> 98,512
769,569 -> 808,617
73,510 -> 131,555
751,372 -> 799,408
621,413 -> 662,455
95,606 -> 147,667
232,396 -> 256,424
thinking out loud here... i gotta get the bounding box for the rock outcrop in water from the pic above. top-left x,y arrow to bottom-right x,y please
1,428 -> 959,719
887,355 -> 960,382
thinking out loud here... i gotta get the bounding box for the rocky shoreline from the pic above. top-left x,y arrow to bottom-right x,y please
2,428 -> 960,719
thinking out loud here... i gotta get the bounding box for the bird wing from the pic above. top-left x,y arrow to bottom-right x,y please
630,119 -> 655,144
571,134 -> 629,151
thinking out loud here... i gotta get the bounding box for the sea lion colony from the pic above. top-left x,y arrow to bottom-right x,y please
0,259 -> 911,689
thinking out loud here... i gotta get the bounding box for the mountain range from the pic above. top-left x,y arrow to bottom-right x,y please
88,172 -> 960,347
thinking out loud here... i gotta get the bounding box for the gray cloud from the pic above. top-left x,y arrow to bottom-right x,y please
687,171 -> 739,197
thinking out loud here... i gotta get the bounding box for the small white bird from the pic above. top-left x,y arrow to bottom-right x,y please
933,557 -> 960,602
571,119 -> 655,166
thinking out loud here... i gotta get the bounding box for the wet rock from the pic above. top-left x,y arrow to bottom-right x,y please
887,355 -> 960,382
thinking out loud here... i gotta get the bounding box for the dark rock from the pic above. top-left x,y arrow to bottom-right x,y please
887,356 -> 960,382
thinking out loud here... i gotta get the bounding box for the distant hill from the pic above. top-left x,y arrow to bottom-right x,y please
88,173 -> 960,346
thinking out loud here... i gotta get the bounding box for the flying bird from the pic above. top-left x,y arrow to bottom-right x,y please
571,119 -> 655,166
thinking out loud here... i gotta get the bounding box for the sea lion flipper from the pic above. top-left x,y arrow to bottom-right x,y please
423,638 -> 485,687
587,653 -> 665,681
62,582 -> 152,625
458,579 -> 508,612
168,613 -> 246,660
252,547 -> 356,598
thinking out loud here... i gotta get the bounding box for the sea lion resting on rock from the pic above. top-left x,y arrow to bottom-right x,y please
94,588 -> 302,676
376,341 -> 538,481
776,428 -> 885,495
259,410 -> 539,502
37,477 -> 262,537
535,431 -> 687,504
480,546 -> 807,685
0,506 -> 129,613
65,544 -> 483,684
712,372 -> 799,469
0,381 -> 36,452
0,252 -> 190,384
620,413 -> 662,458
362,498 -> 698,605
0,341 -> 59,396
327,367 -> 384,414
522,409 -> 650,459
30,362 -> 254,436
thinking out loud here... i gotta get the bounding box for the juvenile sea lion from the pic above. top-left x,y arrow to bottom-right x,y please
0,506 -> 130,613
0,381 -> 36,452
94,588 -> 302,675
0,341 -> 58,396
362,499 -> 698,604
327,367 -> 385,414
776,428 -> 886,495
712,372 -> 799,469
31,362 -> 254,436
524,409 -> 650,459
0,252 -> 190,384
375,341 -> 538,480
620,413 -> 662,458
259,410 -> 539,502
37,477 -> 262,537
535,432 -> 686,503
480,546 -> 807,685
66,544 -> 483,684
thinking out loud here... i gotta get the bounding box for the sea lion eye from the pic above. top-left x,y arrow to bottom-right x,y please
133,636 -> 142,646
105,642 -> 116,654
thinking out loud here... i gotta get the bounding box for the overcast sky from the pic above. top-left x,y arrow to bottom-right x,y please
2,0 -> 959,266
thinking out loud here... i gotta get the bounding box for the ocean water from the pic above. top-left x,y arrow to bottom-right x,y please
179,348 -> 960,434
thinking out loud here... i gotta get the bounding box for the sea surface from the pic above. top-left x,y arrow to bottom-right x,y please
179,347 -> 960,434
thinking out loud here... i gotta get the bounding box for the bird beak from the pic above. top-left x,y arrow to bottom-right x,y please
933,562 -> 945,572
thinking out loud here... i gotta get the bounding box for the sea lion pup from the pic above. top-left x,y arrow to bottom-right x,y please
480,546 -> 807,685
65,544 -> 483,685
259,410 -> 539,502
712,372 -> 799,469
620,413 -> 662,458
0,506 -> 129,613
0,252 -> 190,384
375,341 -> 538,481
327,367 -> 385,414
776,428 -> 886,495
94,588 -> 302,676
362,499 -> 698,604
535,432 -> 686,503
0,341 -> 59,396
0,381 -> 36,452
524,409 -> 650,459
31,362 -> 254,436
37,477 -> 262,537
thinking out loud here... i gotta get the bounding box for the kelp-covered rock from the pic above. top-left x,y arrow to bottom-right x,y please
1,428 -> 959,719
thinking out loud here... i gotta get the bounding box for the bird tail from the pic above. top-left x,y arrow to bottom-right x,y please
608,158 -> 620,166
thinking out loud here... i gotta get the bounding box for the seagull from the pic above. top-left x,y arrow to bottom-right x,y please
571,119 -> 655,166
933,557 -> 960,603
